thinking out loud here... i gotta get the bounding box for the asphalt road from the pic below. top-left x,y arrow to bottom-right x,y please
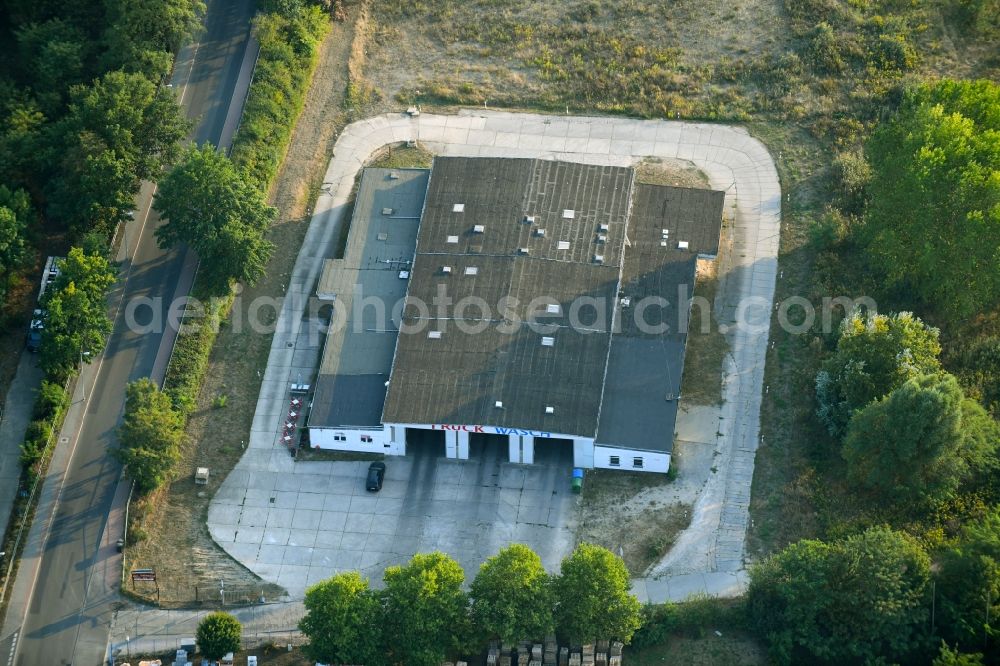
5,0 -> 258,663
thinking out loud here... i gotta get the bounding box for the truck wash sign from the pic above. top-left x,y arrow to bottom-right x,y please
431,424 -> 552,438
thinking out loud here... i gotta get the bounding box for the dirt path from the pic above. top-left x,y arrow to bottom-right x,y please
125,12 -> 357,607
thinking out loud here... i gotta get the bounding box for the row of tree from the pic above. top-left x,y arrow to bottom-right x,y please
748,511 -> 1000,664
298,544 -> 643,666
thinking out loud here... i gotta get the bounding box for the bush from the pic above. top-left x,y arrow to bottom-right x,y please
196,612 -> 242,660
831,149 -> 872,209
163,292 -> 231,414
806,23 -> 846,74
631,597 -> 746,648
230,4 -> 330,191
24,419 -> 53,445
20,420 -> 53,467
33,381 -> 69,421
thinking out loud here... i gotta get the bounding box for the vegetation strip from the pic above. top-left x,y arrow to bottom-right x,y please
126,3 -> 332,567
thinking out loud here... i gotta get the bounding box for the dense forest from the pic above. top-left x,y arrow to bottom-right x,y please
0,0 -> 201,306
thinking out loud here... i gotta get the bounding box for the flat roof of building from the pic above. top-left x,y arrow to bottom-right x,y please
595,183 -> 725,451
309,167 -> 430,429
381,157 -> 634,437
311,157 -> 725,455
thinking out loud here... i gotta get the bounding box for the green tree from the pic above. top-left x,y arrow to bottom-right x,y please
101,0 -> 205,78
553,543 -> 642,645
952,335 -> 1000,417
379,552 -> 471,666
862,79 -> 1000,324
470,544 -> 554,643
47,71 -> 190,233
816,310 -> 941,435
115,378 -> 184,493
934,642 -> 985,665
300,572 -> 383,666
937,508 -> 1000,656
154,144 -> 275,294
0,95 -> 47,186
0,186 -> 33,301
195,611 -> 242,660
15,19 -> 89,114
39,247 -> 115,379
746,526 -> 931,664
842,372 -> 998,503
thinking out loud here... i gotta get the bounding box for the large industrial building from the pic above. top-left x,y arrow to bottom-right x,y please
306,156 -> 723,473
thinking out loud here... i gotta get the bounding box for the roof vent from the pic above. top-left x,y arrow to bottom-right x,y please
518,247 -> 530,255
661,228 -> 669,236
660,240 -> 668,247
388,172 -> 399,180
541,336 -> 555,347
546,303 -> 560,314
524,215 -> 536,224
599,223 -> 610,232
557,240 -> 570,250
562,209 -> 575,219
678,241 -> 690,250
596,234 -> 607,244
442,266 -> 452,274
535,228 -> 546,237
382,207 -> 394,215
593,254 -> 605,264
545,405 -> 555,414
453,203 -> 465,212
473,224 -> 485,233
377,232 -> 388,241
428,330 -> 442,339
447,235 -> 459,243
464,266 -> 478,276
494,400 -> 504,408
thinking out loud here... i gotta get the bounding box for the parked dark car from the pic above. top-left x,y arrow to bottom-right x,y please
366,461 -> 386,492
26,309 -> 45,352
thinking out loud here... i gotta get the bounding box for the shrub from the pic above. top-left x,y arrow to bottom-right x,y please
806,22 -> 846,74
196,612 -> 242,660
33,380 -> 69,421
831,149 -> 872,208
230,4 -> 330,191
163,292 -> 230,414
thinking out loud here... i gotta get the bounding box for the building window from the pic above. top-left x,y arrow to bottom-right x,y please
609,456 -> 620,467
633,457 -> 644,469
333,433 -> 346,442
360,435 -> 373,443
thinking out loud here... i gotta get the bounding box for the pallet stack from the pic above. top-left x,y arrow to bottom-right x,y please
466,636 -> 625,666
609,641 -> 623,666
543,635 -> 557,665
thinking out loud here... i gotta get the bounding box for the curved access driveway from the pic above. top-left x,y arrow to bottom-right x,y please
208,110 -> 780,605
